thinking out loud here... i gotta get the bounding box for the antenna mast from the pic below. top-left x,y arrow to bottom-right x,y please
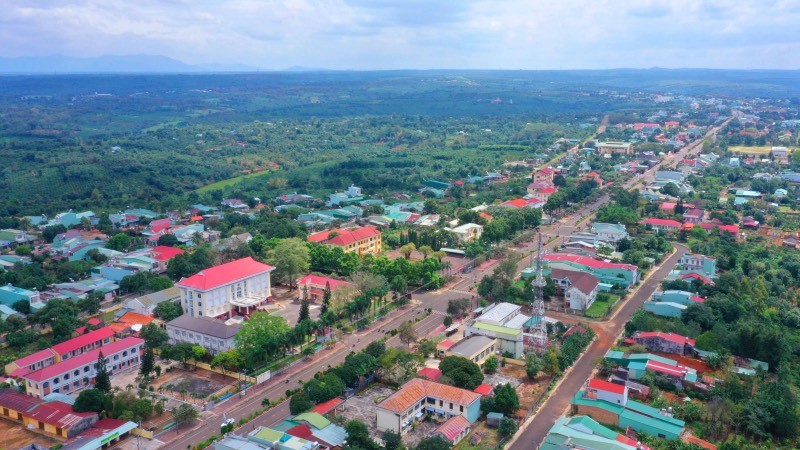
529,232 -> 548,350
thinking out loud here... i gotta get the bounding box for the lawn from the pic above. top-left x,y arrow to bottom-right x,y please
585,293 -> 620,319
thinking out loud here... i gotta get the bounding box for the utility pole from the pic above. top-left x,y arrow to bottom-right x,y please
529,232 -> 548,352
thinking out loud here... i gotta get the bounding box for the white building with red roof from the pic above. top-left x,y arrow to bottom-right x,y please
296,274 -> 356,305
149,245 -> 185,272
176,257 -> 275,319
585,379 -> 628,405
21,337 -> 144,398
632,332 -> 695,356
307,226 -> 382,255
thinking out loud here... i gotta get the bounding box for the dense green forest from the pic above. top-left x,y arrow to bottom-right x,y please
4,70 -> 798,216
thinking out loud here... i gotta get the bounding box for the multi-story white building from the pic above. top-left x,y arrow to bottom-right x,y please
446,223 -> 483,243
176,257 -> 275,319
21,337 -> 144,398
376,378 -> 480,434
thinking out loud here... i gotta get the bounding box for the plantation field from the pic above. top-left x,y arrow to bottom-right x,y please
728,145 -> 794,155
195,170 -> 273,193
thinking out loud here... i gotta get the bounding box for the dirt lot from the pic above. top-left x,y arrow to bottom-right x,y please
150,364 -> 238,402
496,364 -> 551,418
339,385 -> 396,441
0,418 -> 60,449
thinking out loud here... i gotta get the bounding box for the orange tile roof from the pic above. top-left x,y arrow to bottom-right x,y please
378,378 -> 480,414
118,311 -> 154,326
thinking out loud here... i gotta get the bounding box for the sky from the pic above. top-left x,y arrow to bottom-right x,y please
2,0 -> 799,70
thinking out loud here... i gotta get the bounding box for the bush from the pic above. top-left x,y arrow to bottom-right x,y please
289,392 -> 312,415
499,417 -> 518,437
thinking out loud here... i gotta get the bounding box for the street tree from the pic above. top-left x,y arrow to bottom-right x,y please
397,320 -> 417,348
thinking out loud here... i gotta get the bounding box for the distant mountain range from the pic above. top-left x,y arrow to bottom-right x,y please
0,54 -> 270,74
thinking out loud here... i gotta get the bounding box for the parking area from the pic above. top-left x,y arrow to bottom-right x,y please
269,286 -> 322,327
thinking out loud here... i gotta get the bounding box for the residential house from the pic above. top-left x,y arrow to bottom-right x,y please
643,218 -> 682,233
276,193 -> 315,204
541,253 -> 639,288
682,208 -> 704,224
446,223 -> 483,243
444,336 -> 496,365
632,332 -> 695,356
596,141 -> 633,155
0,284 -> 41,308
0,229 -> 35,247
533,167 -> 555,184
221,199 -> 249,210
542,415 -> 647,450
679,253 -> 716,277
376,378 -> 481,434
643,301 -> 687,318
176,257 -> 275,319
307,226 -> 382,255
166,315 -> 241,355
772,146 -> 790,164
21,337 -> 144,398
591,223 -> 629,244
433,415 -> 472,446
564,272 -> 600,311
150,245 -> 185,272
499,197 -> 543,209
606,351 -> 698,389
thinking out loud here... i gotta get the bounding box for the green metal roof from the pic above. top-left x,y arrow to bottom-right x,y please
625,400 -> 685,427
251,427 -> 284,444
565,416 -> 619,440
571,391 -> 625,415
473,322 -> 522,336
293,412 -> 331,430
619,409 -> 684,438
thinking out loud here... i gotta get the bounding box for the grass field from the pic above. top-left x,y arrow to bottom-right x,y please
195,170 -> 272,193
728,145 -> 795,155
585,293 -> 620,319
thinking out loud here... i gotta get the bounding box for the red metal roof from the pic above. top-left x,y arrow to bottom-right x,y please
636,331 -> 695,347
148,218 -> 172,234
151,245 -> 185,261
434,415 -> 471,442
643,218 -> 682,227
690,295 -> 705,303
51,327 -> 115,357
0,388 -> 44,412
24,337 -> 144,382
27,401 -> 96,429
307,226 -> 381,246
310,397 -> 343,415
92,418 -> 129,430
417,368 -> 443,382
680,273 -> 714,285
297,274 -> 353,290
10,349 -> 57,370
472,384 -> 494,396
177,257 -> 274,291
543,253 -> 637,271
646,360 -> 691,377
589,378 -> 626,395
87,318 -> 102,326
437,340 -> 456,350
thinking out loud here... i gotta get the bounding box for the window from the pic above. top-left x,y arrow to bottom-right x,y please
64,374 -> 70,380
53,377 -> 59,384
460,406 -> 463,412
450,403 -> 453,409
74,370 -> 79,376
113,355 -> 119,361
439,400 -> 443,407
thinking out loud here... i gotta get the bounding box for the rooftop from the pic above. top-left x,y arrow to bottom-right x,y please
24,337 -> 144,382
435,415 -> 471,442
378,378 -> 480,414
150,245 -> 185,261
0,388 -> 44,412
544,253 -> 637,272
307,226 -> 381,246
27,401 -> 96,429
448,336 -> 495,357
177,257 -> 274,291
52,327 -> 115,356
635,331 -> 695,347
588,378 -> 626,395
297,274 -> 354,290
478,302 -> 520,324
167,315 -> 242,339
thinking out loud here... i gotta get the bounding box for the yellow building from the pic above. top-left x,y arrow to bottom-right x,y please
307,226 -> 382,255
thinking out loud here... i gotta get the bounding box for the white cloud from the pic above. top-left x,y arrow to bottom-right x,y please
0,0 -> 798,69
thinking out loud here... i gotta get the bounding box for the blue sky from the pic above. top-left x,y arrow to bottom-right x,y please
2,0 -> 798,69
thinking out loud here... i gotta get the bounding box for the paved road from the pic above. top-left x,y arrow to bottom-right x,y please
507,243 -> 688,450
159,307 -> 443,449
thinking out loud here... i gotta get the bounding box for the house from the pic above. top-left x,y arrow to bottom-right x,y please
682,208 -> 704,224
772,146 -> 790,164
774,188 -> 789,199
276,193 -> 315,204
20,337 -> 144,398
221,199 -> 249,210
643,301 -> 687,317
632,332 -> 695,356
310,397 -> 344,417
533,167 -> 555,184
307,226 -> 382,255
444,336 -> 497,365
499,197 -> 543,209
433,415 -> 471,445
0,284 -> 41,307
464,303 -> 529,358
642,218 -> 682,233
679,254 -> 716,277
651,290 -> 704,305
585,379 -> 628,405
237,426 -> 320,450
0,389 -> 100,439
176,257 -> 275,319
564,272 -> 600,311
376,378 -> 481,434
596,141 -> 633,155
529,186 -> 558,202
542,415 -> 648,450
0,229 -> 35,247
591,223 -> 629,244
166,315 -> 242,355
572,386 -> 685,440
417,368 -> 443,382
541,253 -> 639,288
150,246 -> 185,272
123,286 -> 181,315
282,412 -> 348,449
446,223 -> 483,243
296,275 -> 356,306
